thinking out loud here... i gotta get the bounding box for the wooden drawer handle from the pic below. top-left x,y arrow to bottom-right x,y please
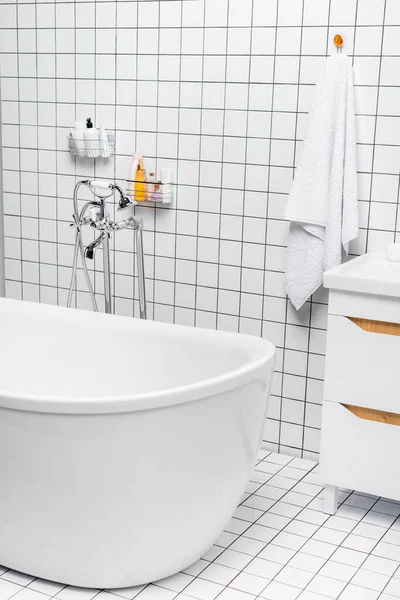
347,317 -> 400,336
342,404 -> 400,426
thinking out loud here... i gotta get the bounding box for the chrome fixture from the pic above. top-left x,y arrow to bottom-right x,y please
67,179 -> 147,319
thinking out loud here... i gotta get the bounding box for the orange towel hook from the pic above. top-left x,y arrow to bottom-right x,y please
334,34 -> 344,53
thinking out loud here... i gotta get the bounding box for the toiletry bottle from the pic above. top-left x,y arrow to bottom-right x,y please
152,181 -> 163,203
128,152 -> 142,194
160,168 -> 172,204
135,158 -> 147,202
73,121 -> 85,157
148,172 -> 156,195
69,127 -> 77,155
99,125 -> 110,158
83,118 -> 99,158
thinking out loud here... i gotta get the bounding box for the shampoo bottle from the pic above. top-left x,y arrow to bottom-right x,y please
134,158 -> 147,202
152,182 -> 163,203
128,152 -> 142,194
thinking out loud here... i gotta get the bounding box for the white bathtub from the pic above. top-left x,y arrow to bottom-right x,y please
0,298 -> 275,589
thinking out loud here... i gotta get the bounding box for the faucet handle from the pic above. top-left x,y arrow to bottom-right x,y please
70,213 -> 82,232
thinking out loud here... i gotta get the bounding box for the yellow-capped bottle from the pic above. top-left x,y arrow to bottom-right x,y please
135,158 -> 146,202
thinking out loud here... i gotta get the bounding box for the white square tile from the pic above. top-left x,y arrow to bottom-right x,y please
55,587 -> 99,600
183,560 -> 209,578
386,0 -> 400,24
318,561 -> 357,582
244,558 -> 282,581
373,541 -> 400,562
260,581 -> 300,600
217,589 -> 256,600
364,511 -> 397,529
275,567 -> 314,589
155,573 -> 193,593
230,537 -> 268,558
200,564 -> 239,586
306,575 -> 346,598
205,0 -> 228,27
352,522 -> 386,541
302,539 -> 336,559
6,589 -> 49,600
331,547 -> 369,568
343,535 -> 379,554
0,579 -> 23,600
326,515 -> 357,534
182,579 -> 224,600
228,0 -> 252,27
278,0 -> 304,26
215,551 -> 253,571
362,555 -> 399,577
357,0 -> 385,25
345,494 -> 377,511
374,500 -> 400,517
229,572 -> 269,595
351,569 -> 390,592
337,584 -> 380,600
384,577 -> 400,597
133,586 -> 175,600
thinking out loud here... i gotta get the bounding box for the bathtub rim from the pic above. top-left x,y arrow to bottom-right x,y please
0,298 -> 275,415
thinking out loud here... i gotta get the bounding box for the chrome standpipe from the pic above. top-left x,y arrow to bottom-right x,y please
68,179 -> 147,318
96,188 -> 113,315
135,220 -> 147,320
102,233 -> 112,315
110,216 -> 147,320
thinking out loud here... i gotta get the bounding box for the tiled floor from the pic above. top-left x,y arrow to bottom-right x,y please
2,451 -> 400,600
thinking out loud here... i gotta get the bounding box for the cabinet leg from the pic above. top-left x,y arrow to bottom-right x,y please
323,485 -> 338,515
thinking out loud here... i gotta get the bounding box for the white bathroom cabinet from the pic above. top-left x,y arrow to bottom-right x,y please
320,253 -> 400,514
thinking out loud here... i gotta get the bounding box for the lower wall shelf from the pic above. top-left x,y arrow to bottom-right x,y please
126,179 -> 174,207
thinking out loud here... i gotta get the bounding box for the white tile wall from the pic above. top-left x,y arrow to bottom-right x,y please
1,0 -> 400,458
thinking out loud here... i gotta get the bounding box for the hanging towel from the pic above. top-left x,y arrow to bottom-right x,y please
284,54 -> 358,310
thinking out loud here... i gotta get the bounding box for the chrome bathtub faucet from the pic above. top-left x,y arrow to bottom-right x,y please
67,179 -> 147,319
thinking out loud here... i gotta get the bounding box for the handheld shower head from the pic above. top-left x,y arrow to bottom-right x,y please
109,183 -> 133,210
118,194 -> 133,211
88,181 -> 133,211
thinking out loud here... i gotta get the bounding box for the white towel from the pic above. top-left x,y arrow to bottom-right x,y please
284,54 -> 358,310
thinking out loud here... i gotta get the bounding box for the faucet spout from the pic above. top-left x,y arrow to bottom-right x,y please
85,233 -> 105,259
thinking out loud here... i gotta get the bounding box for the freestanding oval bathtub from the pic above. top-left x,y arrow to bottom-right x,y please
0,298 -> 275,589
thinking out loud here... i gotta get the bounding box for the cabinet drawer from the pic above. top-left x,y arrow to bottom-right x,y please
329,290 -> 400,323
320,401 -> 400,501
324,314 -> 400,413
